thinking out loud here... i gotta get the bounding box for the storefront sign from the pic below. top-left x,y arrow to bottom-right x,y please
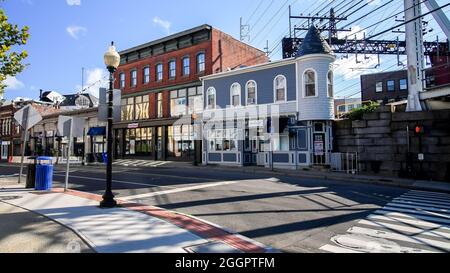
128,123 -> 139,129
314,141 -> 324,156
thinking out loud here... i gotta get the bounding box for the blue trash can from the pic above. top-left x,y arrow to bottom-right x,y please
35,157 -> 54,191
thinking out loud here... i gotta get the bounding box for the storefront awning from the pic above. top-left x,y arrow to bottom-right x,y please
88,127 -> 106,136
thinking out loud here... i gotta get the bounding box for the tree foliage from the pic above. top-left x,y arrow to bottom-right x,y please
345,101 -> 380,121
0,4 -> 30,96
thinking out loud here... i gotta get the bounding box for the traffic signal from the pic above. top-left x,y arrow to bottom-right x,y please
415,125 -> 424,135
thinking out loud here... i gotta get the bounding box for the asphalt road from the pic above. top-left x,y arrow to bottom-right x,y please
0,163 -> 407,253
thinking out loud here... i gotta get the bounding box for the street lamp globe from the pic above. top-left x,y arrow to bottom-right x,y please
104,42 -> 120,72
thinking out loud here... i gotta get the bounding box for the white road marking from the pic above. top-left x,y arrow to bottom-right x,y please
383,206 -> 450,220
367,214 -> 450,230
401,193 -> 450,202
391,199 -> 450,210
348,226 -> 450,251
386,202 -> 450,214
320,244 -> 363,253
358,219 -> 450,239
394,196 -> 450,207
374,210 -> 450,225
121,180 -> 241,201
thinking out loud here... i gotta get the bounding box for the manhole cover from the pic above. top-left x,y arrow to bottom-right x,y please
0,195 -> 23,201
332,234 -> 403,253
185,241 -> 243,253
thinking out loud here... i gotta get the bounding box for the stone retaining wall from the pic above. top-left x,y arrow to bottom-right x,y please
334,106 -> 450,182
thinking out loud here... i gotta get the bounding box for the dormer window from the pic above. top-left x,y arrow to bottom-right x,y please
230,83 -> 241,107
304,69 -> 316,97
246,81 -> 257,105
274,75 -> 287,102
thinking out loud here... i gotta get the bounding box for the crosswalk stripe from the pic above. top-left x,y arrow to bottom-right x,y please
358,219 -> 450,240
401,193 -> 450,203
348,226 -> 450,251
386,202 -> 450,215
375,210 -> 450,225
319,244 -> 364,253
367,214 -> 450,231
394,196 -> 450,207
409,190 -> 450,198
383,206 -> 450,221
391,199 -> 450,210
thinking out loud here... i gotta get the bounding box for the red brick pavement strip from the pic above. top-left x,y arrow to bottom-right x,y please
51,188 -> 266,253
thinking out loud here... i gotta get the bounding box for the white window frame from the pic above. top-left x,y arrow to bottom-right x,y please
230,83 -> 241,107
273,75 -> 287,103
245,80 -> 257,106
206,87 -> 216,109
303,69 -> 318,98
327,70 -> 334,97
376,81 -> 383,93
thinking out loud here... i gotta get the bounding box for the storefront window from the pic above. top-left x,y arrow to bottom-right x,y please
125,128 -> 153,156
188,86 -> 204,114
135,95 -> 150,120
170,89 -> 187,117
157,93 -> 163,118
167,125 -> 195,159
208,128 -> 237,152
121,98 -> 134,121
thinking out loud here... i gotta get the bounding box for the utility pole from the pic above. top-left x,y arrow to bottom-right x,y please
264,40 -> 272,57
404,0 -> 425,112
240,17 -> 251,43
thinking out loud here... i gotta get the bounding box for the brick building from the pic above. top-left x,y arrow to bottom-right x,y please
361,70 -> 409,103
113,24 -> 269,162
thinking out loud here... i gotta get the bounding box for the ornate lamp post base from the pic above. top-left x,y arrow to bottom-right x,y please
100,191 -> 117,208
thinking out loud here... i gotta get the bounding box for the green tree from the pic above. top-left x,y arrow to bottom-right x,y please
0,4 -> 29,97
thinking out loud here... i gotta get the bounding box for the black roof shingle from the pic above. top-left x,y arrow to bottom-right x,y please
296,25 -> 333,57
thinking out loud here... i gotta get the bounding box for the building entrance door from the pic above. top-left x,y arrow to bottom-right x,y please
256,138 -> 266,166
156,127 -> 163,160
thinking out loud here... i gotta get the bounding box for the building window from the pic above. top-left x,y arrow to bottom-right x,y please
246,81 -> 257,105
121,97 -> 135,121
119,73 -> 125,89
387,80 -> 395,92
274,75 -> 287,102
328,71 -> 333,97
207,87 -> 216,109
304,70 -> 316,97
157,93 -> 163,118
208,128 -> 237,152
376,81 -> 383,93
188,86 -> 204,115
230,83 -> 241,107
143,67 -> 150,84
170,89 -> 187,117
348,104 -> 355,111
182,57 -> 190,76
156,63 -> 163,81
338,105 -> 346,113
400,79 -> 408,91
197,53 -> 205,73
131,70 -> 137,87
135,95 -> 149,120
169,60 -> 176,79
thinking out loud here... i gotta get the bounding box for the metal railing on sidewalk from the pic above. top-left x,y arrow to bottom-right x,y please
331,153 -> 359,175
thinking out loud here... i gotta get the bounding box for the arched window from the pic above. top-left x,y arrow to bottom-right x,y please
274,75 -> 287,102
246,80 -> 257,105
304,69 -> 316,97
230,83 -> 241,107
207,87 -> 216,109
328,70 -> 333,97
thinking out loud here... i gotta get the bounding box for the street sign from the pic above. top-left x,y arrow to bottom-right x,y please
98,88 -> 121,122
57,116 -> 86,191
57,116 -> 85,138
14,105 -> 42,130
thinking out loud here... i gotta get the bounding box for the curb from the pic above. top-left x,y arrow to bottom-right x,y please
52,188 -> 275,253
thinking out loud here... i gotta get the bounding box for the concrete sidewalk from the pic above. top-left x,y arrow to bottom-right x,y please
0,185 -> 274,253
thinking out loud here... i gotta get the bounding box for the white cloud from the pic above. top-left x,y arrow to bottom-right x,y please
66,25 -> 87,39
153,17 -> 171,35
76,68 -> 108,97
334,54 -> 382,80
66,0 -> 81,6
4,76 -> 25,90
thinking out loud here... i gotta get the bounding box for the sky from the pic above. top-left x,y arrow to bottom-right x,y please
1,0 -> 449,101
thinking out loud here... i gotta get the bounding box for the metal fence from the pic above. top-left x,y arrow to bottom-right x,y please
331,153 -> 359,174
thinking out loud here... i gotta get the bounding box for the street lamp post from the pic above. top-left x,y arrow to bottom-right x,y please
100,42 -> 120,208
